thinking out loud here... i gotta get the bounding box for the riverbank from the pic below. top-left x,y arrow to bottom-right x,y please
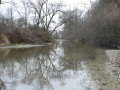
106,50 -> 120,79
0,31 -> 52,46
0,43 -> 52,49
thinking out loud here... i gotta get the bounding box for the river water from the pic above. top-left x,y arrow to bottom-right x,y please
0,41 -> 120,90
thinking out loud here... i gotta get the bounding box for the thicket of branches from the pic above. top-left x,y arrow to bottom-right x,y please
61,0 -> 120,48
0,0 -> 68,44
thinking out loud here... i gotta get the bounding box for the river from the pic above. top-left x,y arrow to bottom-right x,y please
0,41 -> 120,90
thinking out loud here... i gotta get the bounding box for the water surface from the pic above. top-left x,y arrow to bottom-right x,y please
0,41 -> 120,90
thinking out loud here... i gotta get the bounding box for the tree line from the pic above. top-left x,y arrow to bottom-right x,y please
0,0 -> 70,44
61,0 -> 120,48
0,0 -> 120,48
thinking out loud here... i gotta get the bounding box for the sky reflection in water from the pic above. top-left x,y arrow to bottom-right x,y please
0,41 -> 120,90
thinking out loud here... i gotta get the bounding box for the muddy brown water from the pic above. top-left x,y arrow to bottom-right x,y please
0,41 -> 120,90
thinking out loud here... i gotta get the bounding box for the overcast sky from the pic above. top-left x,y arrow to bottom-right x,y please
0,0 -> 96,12
0,0 -> 96,31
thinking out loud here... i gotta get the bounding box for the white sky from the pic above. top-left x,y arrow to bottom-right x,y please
0,0 -> 96,31
0,0 -> 96,13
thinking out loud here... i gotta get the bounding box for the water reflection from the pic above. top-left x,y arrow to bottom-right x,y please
0,42 -> 119,90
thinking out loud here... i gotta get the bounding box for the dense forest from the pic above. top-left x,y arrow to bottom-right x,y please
62,0 -> 120,48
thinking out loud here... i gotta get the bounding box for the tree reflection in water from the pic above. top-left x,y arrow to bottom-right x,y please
0,42 -> 120,90
0,45 -> 66,90
0,42 -> 94,90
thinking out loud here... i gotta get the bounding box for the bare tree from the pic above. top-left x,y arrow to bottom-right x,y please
21,0 -> 31,29
28,0 -> 69,35
0,0 -> 71,44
